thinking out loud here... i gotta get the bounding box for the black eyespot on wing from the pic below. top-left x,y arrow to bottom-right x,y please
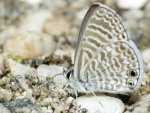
127,80 -> 136,88
130,70 -> 136,77
127,69 -> 138,77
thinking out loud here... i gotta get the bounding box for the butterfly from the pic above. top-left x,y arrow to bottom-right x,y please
65,3 -> 143,95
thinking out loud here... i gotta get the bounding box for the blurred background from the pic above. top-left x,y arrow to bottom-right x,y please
0,0 -> 150,80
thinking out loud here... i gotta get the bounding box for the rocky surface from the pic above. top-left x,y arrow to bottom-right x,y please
125,94 -> 150,113
0,0 -> 150,113
76,95 -> 125,113
4,31 -> 56,59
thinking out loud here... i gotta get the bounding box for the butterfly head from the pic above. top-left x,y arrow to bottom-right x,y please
63,68 -> 74,80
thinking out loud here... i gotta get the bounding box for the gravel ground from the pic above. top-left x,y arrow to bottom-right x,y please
0,0 -> 150,113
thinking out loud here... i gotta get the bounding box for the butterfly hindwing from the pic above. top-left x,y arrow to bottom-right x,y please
73,3 -> 143,94
81,41 -> 142,93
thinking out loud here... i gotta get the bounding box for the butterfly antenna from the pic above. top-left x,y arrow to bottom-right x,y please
53,72 -> 63,78
50,72 -> 64,82
52,67 -> 69,79
88,89 -> 95,96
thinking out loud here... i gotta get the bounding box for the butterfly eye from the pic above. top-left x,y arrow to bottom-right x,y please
66,72 -> 71,79
64,69 -> 74,79
127,79 -> 137,88
127,69 -> 138,77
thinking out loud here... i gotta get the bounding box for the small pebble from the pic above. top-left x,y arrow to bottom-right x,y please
117,0 -> 148,9
0,88 -> 12,101
76,95 -> 125,113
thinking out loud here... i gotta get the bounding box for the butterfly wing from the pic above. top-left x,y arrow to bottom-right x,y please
73,3 -> 143,93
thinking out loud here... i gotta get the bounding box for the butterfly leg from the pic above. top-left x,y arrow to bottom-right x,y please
84,83 -> 96,96
87,89 -> 96,96
64,83 -> 78,97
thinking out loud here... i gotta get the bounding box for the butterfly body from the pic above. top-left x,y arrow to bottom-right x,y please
67,3 -> 143,95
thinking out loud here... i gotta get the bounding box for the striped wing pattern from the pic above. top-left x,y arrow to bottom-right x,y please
73,3 -> 143,94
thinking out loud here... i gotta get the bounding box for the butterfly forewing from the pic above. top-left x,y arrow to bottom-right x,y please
73,3 -> 143,94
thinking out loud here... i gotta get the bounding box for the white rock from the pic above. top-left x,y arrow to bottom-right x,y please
43,16 -> 71,36
52,0 -> 67,8
7,59 -> 37,89
142,49 -> 150,63
41,97 -> 52,106
8,59 -> 37,77
125,94 -> 150,113
53,74 -> 68,85
145,2 -> 150,18
54,46 -> 75,64
76,95 -> 125,113
54,104 -> 65,113
37,64 -> 64,82
21,0 -> 43,6
0,26 -> 17,45
30,110 -> 38,113
76,8 -> 88,22
17,89 -> 35,102
66,97 -> 74,105
0,87 -> 12,101
19,10 -> 51,32
123,10 -> 144,20
0,104 -> 10,113
117,0 -> 148,9
17,76 -> 29,90
4,31 -> 56,59
71,0 -> 89,10
23,89 -> 33,98
0,56 -> 4,75
0,77 -> 10,86
41,107 -> 53,113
